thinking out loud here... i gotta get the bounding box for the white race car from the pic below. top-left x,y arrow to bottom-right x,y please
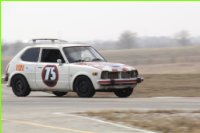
5,39 -> 143,98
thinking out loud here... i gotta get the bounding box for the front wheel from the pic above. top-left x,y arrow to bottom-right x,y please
11,75 -> 31,97
114,87 -> 134,98
74,76 -> 95,98
52,91 -> 67,97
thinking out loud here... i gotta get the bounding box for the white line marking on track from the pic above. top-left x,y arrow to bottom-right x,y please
152,97 -> 185,99
3,119 -> 94,133
52,112 -> 157,133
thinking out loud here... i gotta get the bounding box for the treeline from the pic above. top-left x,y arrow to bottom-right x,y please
91,30 -> 200,50
2,30 -> 200,56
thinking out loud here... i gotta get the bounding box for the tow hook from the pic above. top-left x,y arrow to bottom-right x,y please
137,77 -> 144,83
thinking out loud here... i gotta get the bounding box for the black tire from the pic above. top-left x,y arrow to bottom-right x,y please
52,91 -> 67,97
74,76 -> 95,98
11,75 -> 31,97
114,87 -> 134,98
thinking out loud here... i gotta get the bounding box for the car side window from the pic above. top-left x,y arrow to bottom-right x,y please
41,49 -> 65,63
21,48 -> 40,62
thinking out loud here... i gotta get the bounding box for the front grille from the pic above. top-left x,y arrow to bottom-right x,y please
121,72 -> 132,78
101,70 -> 138,79
121,71 -> 138,78
108,72 -> 119,79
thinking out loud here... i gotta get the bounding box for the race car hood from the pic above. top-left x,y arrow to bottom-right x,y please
75,62 -> 136,72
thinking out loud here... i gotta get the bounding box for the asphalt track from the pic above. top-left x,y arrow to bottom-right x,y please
2,84 -> 200,133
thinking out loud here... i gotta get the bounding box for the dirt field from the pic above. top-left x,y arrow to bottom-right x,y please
83,110 -> 200,133
136,63 -> 200,74
101,46 -> 200,66
134,74 -> 200,97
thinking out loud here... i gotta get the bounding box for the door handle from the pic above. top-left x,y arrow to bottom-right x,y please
37,66 -> 42,69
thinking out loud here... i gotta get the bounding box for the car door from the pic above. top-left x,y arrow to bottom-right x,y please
36,48 -> 69,90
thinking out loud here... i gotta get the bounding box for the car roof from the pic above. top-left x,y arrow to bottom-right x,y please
30,43 -> 90,48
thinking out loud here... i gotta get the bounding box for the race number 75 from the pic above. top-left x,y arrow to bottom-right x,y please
42,65 -> 59,87
44,67 -> 56,81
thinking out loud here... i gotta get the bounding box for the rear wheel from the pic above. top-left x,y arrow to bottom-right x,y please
114,87 -> 133,98
52,91 -> 67,97
11,75 -> 31,97
74,76 -> 95,98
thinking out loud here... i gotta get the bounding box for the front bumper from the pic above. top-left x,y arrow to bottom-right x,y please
98,77 -> 143,85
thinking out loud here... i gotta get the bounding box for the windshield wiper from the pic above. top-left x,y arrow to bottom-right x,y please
92,58 -> 102,62
74,59 -> 86,62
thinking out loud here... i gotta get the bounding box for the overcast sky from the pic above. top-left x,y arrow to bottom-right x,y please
2,2 -> 200,43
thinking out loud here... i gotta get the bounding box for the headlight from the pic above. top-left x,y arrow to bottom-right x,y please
132,70 -> 138,77
92,72 -> 98,76
101,71 -> 109,79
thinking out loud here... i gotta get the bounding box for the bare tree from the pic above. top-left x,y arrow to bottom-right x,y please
118,31 -> 138,49
175,30 -> 190,46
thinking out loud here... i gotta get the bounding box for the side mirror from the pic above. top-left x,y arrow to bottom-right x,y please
57,59 -> 62,66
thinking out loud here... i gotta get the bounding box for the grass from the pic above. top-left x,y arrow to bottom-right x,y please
136,62 -> 200,74
133,74 -> 200,97
101,46 -> 200,66
83,110 -> 200,133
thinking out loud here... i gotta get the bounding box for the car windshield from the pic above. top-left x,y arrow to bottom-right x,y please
63,46 -> 106,63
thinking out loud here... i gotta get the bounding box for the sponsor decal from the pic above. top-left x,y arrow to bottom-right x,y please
41,65 -> 59,87
24,66 -> 34,73
122,67 -> 129,72
112,68 -> 118,72
16,64 -> 24,71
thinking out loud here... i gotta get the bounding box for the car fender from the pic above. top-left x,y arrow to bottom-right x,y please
70,66 -> 101,90
8,71 -> 27,86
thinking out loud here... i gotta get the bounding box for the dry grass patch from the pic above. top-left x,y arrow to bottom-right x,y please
134,74 -> 200,98
101,46 -> 200,66
83,110 -> 200,133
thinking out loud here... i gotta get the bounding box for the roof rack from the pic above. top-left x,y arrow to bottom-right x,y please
31,38 -> 68,44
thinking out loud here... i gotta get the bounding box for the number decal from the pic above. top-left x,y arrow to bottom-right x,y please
44,67 -> 56,81
42,65 -> 59,87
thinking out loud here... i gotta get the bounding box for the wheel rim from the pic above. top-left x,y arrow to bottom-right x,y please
121,89 -> 127,93
78,80 -> 89,93
15,79 -> 24,93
